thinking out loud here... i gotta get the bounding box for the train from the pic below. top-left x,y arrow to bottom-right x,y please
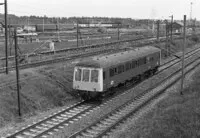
35,24 -> 75,32
73,46 -> 161,100
35,23 -> 120,32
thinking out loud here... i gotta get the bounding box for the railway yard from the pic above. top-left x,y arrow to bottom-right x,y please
0,29 -> 199,137
0,3 -> 200,137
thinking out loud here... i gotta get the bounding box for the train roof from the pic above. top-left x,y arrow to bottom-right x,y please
75,46 -> 161,68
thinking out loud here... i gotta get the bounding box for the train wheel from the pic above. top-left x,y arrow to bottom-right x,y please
81,93 -> 90,101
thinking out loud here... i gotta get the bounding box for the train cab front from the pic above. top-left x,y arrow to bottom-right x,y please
73,67 -> 103,100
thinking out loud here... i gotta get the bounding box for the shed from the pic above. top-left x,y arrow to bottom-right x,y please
168,21 -> 183,34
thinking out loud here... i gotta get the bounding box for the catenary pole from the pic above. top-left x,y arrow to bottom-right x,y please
4,0 -> 8,74
43,16 -> 44,32
170,15 -> 173,42
117,23 -> 120,40
180,15 -> 186,95
157,20 -> 160,41
77,21 -> 78,47
165,20 -> 169,56
14,28 -> 21,116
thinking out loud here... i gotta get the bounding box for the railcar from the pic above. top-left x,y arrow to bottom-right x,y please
35,24 -> 75,32
73,46 -> 161,100
36,24 -> 57,32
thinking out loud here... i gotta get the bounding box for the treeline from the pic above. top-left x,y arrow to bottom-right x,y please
0,14 -> 155,27
0,14 -> 199,28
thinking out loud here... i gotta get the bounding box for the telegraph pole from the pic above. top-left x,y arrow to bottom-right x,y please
4,0 -> 8,74
57,17 -> 60,41
117,23 -> 120,40
190,2 -> 193,21
156,20 -> 160,41
180,15 -> 186,95
77,21 -> 78,47
9,18 -> 11,56
170,15 -> 173,42
165,20 -> 169,56
43,16 -> 44,32
14,28 -> 21,116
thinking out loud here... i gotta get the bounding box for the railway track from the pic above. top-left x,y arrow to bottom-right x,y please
0,36 -> 196,75
1,44 -> 199,97
0,34 -> 182,74
0,35 -> 159,73
0,35 -> 156,61
5,44 -> 200,137
68,45 -> 200,138
5,101 -> 96,138
0,48 -> 128,74
158,45 -> 200,72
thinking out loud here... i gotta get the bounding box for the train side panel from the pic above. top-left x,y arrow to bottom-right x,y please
103,51 -> 160,91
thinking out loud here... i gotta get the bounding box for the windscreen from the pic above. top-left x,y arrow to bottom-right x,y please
91,69 -> 99,83
75,68 -> 82,81
82,69 -> 90,82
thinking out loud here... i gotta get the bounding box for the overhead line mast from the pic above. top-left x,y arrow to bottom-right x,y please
190,2 -> 193,21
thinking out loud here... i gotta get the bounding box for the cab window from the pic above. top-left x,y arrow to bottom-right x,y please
82,69 -> 90,82
110,68 -> 114,77
75,68 -> 82,81
91,70 -> 99,82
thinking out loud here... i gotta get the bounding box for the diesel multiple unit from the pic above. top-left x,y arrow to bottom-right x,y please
73,46 -> 161,99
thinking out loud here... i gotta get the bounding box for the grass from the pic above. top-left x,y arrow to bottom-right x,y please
111,64 -> 200,138
0,63 -> 75,128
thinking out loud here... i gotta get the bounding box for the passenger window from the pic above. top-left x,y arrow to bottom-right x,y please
144,57 -> 147,64
103,71 -> 106,80
122,65 -> 124,72
75,68 -> 82,81
138,59 -> 142,65
146,57 -> 150,63
125,62 -> 131,71
139,58 -> 146,65
118,65 -> 124,74
114,68 -> 117,74
136,60 -> 139,66
132,61 -> 136,68
82,69 -> 90,82
110,68 -> 114,77
91,70 -> 99,82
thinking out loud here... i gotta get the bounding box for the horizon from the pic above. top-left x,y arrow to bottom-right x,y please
0,0 -> 199,20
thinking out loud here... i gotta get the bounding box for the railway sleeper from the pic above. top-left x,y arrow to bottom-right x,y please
86,129 -> 99,134
91,126 -> 105,131
81,132 -> 95,137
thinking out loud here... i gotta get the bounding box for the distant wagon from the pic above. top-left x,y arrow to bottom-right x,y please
36,24 -> 57,32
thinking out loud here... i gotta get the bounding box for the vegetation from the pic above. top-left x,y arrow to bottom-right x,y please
0,63 -> 76,129
112,67 -> 200,138
190,34 -> 200,42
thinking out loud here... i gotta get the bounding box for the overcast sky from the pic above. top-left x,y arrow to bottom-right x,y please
0,0 -> 199,20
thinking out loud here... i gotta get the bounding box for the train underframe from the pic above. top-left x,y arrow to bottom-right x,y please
78,66 -> 159,100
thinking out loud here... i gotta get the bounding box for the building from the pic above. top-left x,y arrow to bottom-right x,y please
168,21 -> 183,34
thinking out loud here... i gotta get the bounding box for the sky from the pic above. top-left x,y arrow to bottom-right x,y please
0,0 -> 199,20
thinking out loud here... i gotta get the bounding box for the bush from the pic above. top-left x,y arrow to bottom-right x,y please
190,34 -> 200,42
